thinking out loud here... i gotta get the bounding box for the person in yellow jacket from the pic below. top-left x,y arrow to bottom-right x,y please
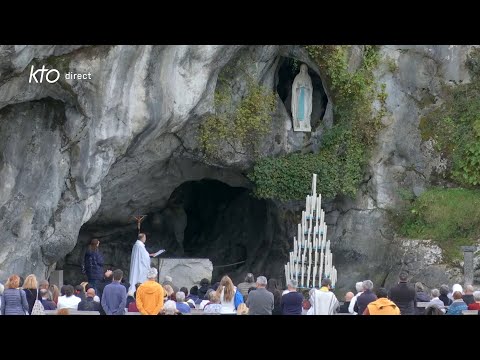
136,267 -> 166,315
363,287 -> 400,315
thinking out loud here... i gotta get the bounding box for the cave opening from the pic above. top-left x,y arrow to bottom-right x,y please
62,179 -> 290,286
275,57 -> 328,129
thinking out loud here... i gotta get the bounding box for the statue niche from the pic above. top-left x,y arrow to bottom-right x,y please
291,63 -> 313,132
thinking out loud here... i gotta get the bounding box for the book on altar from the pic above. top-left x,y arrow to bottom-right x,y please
152,249 -> 166,257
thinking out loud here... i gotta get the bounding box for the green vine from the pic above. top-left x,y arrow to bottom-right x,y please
395,187 -> 480,262
199,71 -> 276,159
249,45 -> 386,201
419,48 -> 480,187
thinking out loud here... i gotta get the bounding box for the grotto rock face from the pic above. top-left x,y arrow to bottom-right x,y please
327,45 -> 480,294
0,45 -> 326,282
62,180 -> 298,286
0,44 -> 478,293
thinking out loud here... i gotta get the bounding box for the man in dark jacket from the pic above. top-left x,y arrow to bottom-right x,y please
281,279 -> 303,315
78,288 -> 101,312
355,280 -> 377,315
197,278 -> 210,300
39,289 -> 57,310
388,272 -> 416,315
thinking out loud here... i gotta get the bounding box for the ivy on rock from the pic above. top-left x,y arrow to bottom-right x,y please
249,45 -> 386,201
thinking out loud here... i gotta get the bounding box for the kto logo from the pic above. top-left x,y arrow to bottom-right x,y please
29,65 -> 60,84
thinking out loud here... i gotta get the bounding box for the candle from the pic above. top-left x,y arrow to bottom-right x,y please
328,250 -> 332,276
293,239 -> 296,260
312,267 -> 316,288
301,212 -> 305,235
323,252 -> 327,278
329,252 -> 333,278
301,265 -> 305,288
319,249 -> 324,280
307,265 -> 311,288
283,174 -> 338,290
297,224 -> 301,247
317,195 -> 321,220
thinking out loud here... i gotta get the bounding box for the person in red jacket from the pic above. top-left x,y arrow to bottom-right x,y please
467,291 -> 480,310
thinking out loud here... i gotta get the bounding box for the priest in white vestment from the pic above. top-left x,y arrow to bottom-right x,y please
128,233 -> 153,296
309,278 -> 340,315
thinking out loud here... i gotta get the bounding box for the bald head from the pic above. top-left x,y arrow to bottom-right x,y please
86,288 -> 96,298
345,292 -> 354,302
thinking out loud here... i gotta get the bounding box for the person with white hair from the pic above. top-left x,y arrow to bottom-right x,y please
281,279 -> 303,315
467,290 -> 480,310
163,300 -> 178,315
428,289 -> 446,313
448,283 -> 463,301
354,280 -> 377,315
348,281 -> 364,314
246,276 -> 274,315
162,275 -> 178,293
203,291 -> 222,314
175,291 -> 191,314
136,267 -> 166,315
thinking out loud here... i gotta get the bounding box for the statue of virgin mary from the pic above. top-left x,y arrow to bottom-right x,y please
291,64 -> 313,132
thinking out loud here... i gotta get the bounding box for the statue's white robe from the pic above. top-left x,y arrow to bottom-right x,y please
291,64 -> 313,131
128,240 -> 151,295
